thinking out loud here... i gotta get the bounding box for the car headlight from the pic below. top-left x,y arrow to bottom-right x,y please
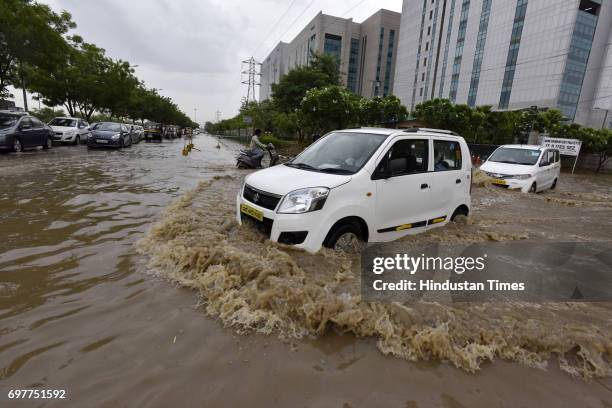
277,187 -> 329,214
513,174 -> 532,180
111,134 -> 121,140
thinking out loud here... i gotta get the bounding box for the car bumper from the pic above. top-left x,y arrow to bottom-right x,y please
88,138 -> 121,148
52,134 -> 80,142
491,177 -> 534,193
236,193 -> 328,253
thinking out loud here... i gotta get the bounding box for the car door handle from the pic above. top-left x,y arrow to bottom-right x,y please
456,179 -> 461,184
421,183 -> 429,189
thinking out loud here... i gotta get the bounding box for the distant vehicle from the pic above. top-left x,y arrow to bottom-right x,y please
144,122 -> 163,142
135,125 -> 144,141
237,128 -> 472,252
48,117 -> 91,145
127,124 -> 142,144
164,126 -> 178,139
0,111 -> 53,152
480,144 -> 561,193
87,122 -> 132,149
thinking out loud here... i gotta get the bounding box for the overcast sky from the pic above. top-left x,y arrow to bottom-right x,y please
13,0 -> 402,123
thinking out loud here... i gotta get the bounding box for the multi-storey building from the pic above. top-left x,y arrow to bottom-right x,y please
259,9 -> 401,102
394,0 -> 612,128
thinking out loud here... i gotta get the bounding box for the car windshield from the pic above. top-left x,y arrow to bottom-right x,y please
286,132 -> 388,174
0,115 -> 18,130
95,123 -> 121,132
488,147 -> 541,166
49,118 -> 77,127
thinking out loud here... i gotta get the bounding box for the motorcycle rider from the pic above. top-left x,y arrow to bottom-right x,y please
248,128 -> 266,162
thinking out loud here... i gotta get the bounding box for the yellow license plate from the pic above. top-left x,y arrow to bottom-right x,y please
491,179 -> 507,186
240,204 -> 264,222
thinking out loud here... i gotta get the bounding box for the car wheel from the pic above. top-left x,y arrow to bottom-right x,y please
324,222 -> 364,253
74,135 -> 80,146
551,178 -> 557,190
529,182 -> 537,193
42,136 -> 52,150
12,137 -> 23,152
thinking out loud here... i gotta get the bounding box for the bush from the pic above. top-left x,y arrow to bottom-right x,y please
259,134 -> 290,147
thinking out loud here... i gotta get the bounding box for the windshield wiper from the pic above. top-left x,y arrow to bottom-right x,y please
318,168 -> 353,174
493,160 -> 518,164
286,162 -> 318,171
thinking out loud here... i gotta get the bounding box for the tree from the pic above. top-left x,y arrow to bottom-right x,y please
271,53 -> 340,112
0,0 -> 75,104
553,124 -> 612,173
359,96 -> 408,126
29,106 -> 64,122
239,100 -> 277,131
28,39 -> 111,120
300,86 -> 360,134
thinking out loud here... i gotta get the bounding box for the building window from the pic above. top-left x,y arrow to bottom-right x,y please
498,0 -> 529,109
324,33 -> 342,66
425,42 -> 429,51
427,26 -> 431,35
449,0 -> 470,102
420,87 -> 424,96
348,38 -> 360,93
439,0 -> 457,97
424,57 -> 427,67
383,29 -> 395,96
430,10 -> 433,19
467,0 -> 492,106
375,27 -> 385,96
422,72 -> 426,81
557,4 -> 599,119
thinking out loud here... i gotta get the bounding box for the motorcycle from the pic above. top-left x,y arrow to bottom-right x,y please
236,143 -> 279,169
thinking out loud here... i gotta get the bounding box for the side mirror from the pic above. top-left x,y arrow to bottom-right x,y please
20,124 -> 31,130
540,160 -> 550,167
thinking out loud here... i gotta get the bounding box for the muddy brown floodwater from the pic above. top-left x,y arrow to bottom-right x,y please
1,135 -> 611,407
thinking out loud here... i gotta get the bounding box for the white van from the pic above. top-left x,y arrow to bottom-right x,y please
480,145 -> 561,193
236,128 -> 472,252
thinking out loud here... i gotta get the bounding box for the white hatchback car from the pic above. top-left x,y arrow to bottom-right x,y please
49,117 -> 91,145
236,128 -> 472,252
480,145 -> 561,193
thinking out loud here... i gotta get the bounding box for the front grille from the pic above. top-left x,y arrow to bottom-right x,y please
55,132 -> 63,136
243,185 -> 281,211
485,172 -> 512,179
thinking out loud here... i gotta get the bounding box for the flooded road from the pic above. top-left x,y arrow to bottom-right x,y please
1,135 -> 611,407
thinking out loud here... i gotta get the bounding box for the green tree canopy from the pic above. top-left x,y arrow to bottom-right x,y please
271,53 -> 340,113
0,0 -> 75,100
300,85 -> 360,134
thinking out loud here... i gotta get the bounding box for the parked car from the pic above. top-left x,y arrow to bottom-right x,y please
133,125 -> 144,143
236,128 -> 472,253
0,111 -> 53,152
480,144 -> 561,193
87,122 -> 132,149
48,117 -> 91,145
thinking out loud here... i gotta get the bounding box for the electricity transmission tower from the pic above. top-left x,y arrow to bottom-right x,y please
241,57 -> 261,104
